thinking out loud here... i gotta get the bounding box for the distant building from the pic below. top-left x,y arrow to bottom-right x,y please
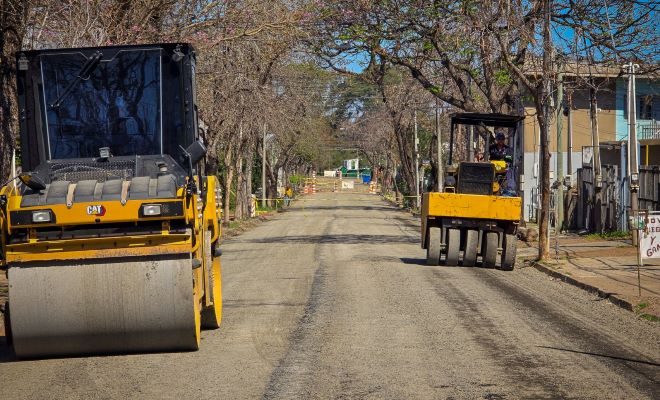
343,158 -> 359,171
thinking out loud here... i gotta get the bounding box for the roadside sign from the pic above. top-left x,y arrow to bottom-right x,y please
640,214 -> 660,259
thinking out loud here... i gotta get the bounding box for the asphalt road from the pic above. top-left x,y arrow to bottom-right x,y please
0,192 -> 658,399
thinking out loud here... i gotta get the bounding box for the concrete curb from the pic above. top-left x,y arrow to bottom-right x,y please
530,261 -> 634,312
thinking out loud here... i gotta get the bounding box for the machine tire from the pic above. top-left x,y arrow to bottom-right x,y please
500,233 -> 517,271
482,232 -> 498,268
201,231 -> 223,329
445,229 -> 460,266
463,230 -> 478,267
426,227 -> 441,266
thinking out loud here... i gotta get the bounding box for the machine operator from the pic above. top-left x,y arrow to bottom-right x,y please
489,131 -> 512,161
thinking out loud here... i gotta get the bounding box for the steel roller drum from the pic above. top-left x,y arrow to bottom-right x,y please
7,254 -> 198,358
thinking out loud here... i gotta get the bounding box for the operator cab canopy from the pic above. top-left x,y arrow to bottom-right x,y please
448,112 -> 524,163
450,113 -> 524,129
15,43 -> 201,188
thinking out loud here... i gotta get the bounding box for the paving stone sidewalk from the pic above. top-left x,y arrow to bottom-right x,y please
518,236 -> 660,320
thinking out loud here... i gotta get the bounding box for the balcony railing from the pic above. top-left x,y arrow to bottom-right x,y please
640,121 -> 660,140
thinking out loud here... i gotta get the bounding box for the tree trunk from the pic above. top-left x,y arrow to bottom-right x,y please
537,106 -> 551,261
222,148 -> 234,225
392,122 -> 416,195
235,143 -> 254,220
234,153 -> 245,219
538,0 -> 552,261
266,162 -> 279,207
223,165 -> 234,225
429,133 -> 439,192
0,0 -> 28,180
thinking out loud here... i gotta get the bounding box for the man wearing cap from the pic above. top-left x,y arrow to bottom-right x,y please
489,131 -> 512,161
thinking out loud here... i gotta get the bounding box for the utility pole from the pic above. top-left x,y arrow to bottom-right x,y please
556,72 -> 564,233
261,122 -> 267,208
414,109 -> 420,208
625,62 -> 640,244
435,98 -> 443,192
567,90 -> 573,182
589,87 -> 602,185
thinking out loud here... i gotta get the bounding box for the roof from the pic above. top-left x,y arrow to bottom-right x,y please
524,59 -> 660,80
450,113 -> 525,128
16,43 -> 194,58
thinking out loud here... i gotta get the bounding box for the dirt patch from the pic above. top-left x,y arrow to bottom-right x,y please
221,211 -> 280,239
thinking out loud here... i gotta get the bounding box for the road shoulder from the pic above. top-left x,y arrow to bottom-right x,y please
520,238 -> 659,320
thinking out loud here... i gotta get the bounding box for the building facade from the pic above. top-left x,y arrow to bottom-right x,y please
520,77 -> 618,222
521,70 -> 659,224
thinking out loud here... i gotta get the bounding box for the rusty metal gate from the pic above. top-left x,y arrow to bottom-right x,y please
575,165 -> 620,232
638,165 -> 660,211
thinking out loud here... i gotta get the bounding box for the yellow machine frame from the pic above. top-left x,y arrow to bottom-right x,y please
1,175 -> 223,354
421,112 -> 523,270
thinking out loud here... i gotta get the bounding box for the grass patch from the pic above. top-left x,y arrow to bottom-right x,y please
639,314 -> 659,322
256,199 -> 286,213
584,231 -> 631,240
635,302 -> 649,312
634,302 -> 657,322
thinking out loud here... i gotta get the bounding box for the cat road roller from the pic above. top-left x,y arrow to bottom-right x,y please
0,43 -> 222,358
421,113 -> 523,270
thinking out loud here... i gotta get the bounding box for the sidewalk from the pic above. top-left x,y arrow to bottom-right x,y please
518,233 -> 660,320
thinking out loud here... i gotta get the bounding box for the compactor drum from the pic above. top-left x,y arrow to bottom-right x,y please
421,113 -> 523,270
0,44 -> 223,357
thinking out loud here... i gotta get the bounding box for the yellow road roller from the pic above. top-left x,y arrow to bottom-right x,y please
1,43 -> 222,357
422,113 -> 523,270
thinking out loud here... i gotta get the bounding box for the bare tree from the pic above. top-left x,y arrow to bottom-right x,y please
310,0 -> 658,260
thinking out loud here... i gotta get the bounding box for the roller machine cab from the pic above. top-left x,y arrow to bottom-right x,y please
1,43 -> 223,357
421,113 -> 524,269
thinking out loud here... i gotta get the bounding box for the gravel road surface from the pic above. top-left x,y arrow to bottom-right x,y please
0,192 -> 658,399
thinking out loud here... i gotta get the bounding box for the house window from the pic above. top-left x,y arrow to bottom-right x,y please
639,95 -> 654,120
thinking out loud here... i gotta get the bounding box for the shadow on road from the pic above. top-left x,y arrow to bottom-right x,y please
245,234 -> 418,245
292,205 -> 396,212
400,258 -> 427,265
538,346 -> 660,367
